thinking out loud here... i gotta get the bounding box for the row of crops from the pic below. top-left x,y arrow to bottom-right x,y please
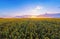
0,18 -> 60,39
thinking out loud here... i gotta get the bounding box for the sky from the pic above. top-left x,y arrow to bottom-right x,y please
0,0 -> 60,17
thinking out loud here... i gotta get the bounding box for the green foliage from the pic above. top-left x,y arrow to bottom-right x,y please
0,18 -> 60,39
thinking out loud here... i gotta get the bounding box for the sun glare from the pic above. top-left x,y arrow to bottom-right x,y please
30,15 -> 37,18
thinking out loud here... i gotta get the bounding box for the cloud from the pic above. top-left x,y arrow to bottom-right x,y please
35,6 -> 43,10
29,6 -> 44,15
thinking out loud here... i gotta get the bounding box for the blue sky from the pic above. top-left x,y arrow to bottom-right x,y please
0,0 -> 60,17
